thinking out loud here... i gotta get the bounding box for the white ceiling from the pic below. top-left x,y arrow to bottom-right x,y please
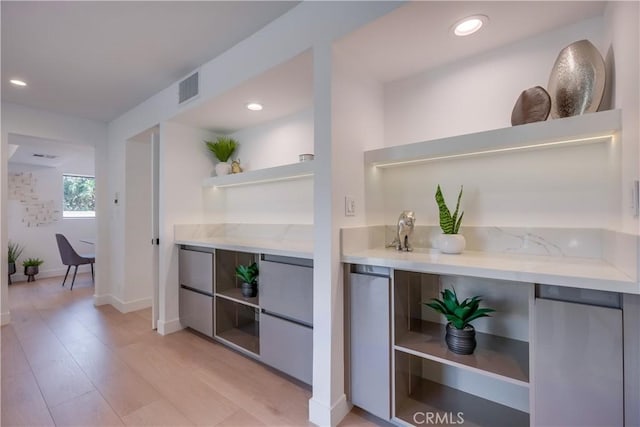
2,1 -> 607,130
174,1 -> 607,134
1,1 -> 299,122
335,1 -> 606,83
8,133 -> 93,168
173,50 -> 313,134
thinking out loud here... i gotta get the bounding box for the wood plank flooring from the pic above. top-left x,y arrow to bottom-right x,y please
1,274 -> 381,426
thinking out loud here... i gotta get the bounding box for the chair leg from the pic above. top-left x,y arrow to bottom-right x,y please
91,263 -> 94,282
62,265 -> 71,287
70,266 -> 78,290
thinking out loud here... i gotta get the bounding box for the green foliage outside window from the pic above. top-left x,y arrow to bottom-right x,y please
63,175 -> 95,215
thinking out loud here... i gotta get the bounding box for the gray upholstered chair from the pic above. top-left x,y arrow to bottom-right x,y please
55,234 -> 95,290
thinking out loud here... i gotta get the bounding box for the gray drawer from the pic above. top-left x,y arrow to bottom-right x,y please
260,312 -> 312,385
179,288 -> 213,337
260,260 -> 312,325
179,249 -> 214,294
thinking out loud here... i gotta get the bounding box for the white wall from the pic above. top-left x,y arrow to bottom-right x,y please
124,139 -> 152,305
383,17 -> 604,145
8,152 -> 96,281
157,121 -> 216,334
603,1 -> 640,236
1,103 -> 107,325
202,108 -> 315,225
231,108 -> 314,171
370,15 -> 634,232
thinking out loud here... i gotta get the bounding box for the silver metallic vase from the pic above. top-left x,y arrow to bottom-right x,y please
548,39 -> 606,119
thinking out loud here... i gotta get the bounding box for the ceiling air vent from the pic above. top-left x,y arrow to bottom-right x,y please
32,153 -> 58,159
179,72 -> 199,104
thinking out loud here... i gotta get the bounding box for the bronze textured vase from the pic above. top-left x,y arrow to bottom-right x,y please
548,39 -> 606,119
445,323 -> 476,355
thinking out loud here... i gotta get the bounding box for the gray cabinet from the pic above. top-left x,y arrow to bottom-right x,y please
260,312 -> 313,384
534,287 -> 623,427
179,248 -> 214,294
178,247 -> 214,337
259,255 -> 313,383
179,288 -> 213,337
260,256 -> 313,325
349,272 -> 391,420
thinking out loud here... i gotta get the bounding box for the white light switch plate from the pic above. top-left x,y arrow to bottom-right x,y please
345,196 -> 355,216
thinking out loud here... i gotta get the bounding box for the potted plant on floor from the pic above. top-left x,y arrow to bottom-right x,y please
8,240 -> 24,285
205,136 -> 238,176
425,288 -> 495,355
435,184 -> 465,254
235,262 -> 259,298
22,257 -> 44,282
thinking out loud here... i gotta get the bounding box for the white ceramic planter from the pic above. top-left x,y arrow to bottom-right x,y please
438,234 -> 466,254
215,162 -> 231,176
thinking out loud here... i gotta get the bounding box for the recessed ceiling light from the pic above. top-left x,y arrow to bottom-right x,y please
246,102 -> 263,111
452,15 -> 488,37
10,79 -> 27,87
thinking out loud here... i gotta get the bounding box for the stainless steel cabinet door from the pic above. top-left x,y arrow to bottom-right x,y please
179,288 -> 213,337
260,313 -> 312,384
179,249 -> 213,294
534,298 -> 623,427
260,260 -> 313,325
350,273 -> 390,420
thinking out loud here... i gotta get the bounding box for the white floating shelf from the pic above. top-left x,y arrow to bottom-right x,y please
366,109 -> 621,168
202,161 -> 314,188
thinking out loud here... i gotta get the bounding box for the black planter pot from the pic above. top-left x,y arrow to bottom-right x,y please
241,282 -> 257,298
445,323 -> 476,355
8,262 -> 16,285
24,266 -> 39,282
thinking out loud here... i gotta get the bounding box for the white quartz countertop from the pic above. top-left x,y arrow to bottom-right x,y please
342,247 -> 639,294
176,236 -> 313,259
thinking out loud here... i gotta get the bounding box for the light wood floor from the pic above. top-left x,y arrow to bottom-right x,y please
1,274 -> 380,426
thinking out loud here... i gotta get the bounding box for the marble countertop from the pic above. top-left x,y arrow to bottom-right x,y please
175,236 -> 313,259
175,224 -> 313,259
342,247 -> 639,294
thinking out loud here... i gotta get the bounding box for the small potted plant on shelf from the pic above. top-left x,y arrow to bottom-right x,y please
235,262 -> 259,298
425,288 -> 495,355
435,184 -> 465,254
205,136 -> 238,177
8,240 -> 24,285
22,257 -> 44,282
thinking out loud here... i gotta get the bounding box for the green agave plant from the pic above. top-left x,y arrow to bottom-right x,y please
204,136 -> 237,162
435,184 -> 464,234
425,288 -> 495,330
235,262 -> 258,285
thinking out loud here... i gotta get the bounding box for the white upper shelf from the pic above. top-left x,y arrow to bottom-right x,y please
202,161 -> 314,188
365,110 -> 621,167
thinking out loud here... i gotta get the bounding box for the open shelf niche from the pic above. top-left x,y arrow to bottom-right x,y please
214,249 -> 261,355
393,270 -> 530,424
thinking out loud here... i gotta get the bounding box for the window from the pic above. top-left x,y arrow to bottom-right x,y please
63,175 -> 95,218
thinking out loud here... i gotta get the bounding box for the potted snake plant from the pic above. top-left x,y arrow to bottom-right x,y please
425,288 -> 495,355
235,262 -> 258,298
435,184 -> 465,254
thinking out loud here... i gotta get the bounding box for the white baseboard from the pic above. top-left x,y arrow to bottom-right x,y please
157,318 -> 183,335
111,296 -> 152,313
309,394 -> 351,427
1,311 -> 11,326
10,266 -> 92,284
93,294 -> 112,306
93,294 -> 151,314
